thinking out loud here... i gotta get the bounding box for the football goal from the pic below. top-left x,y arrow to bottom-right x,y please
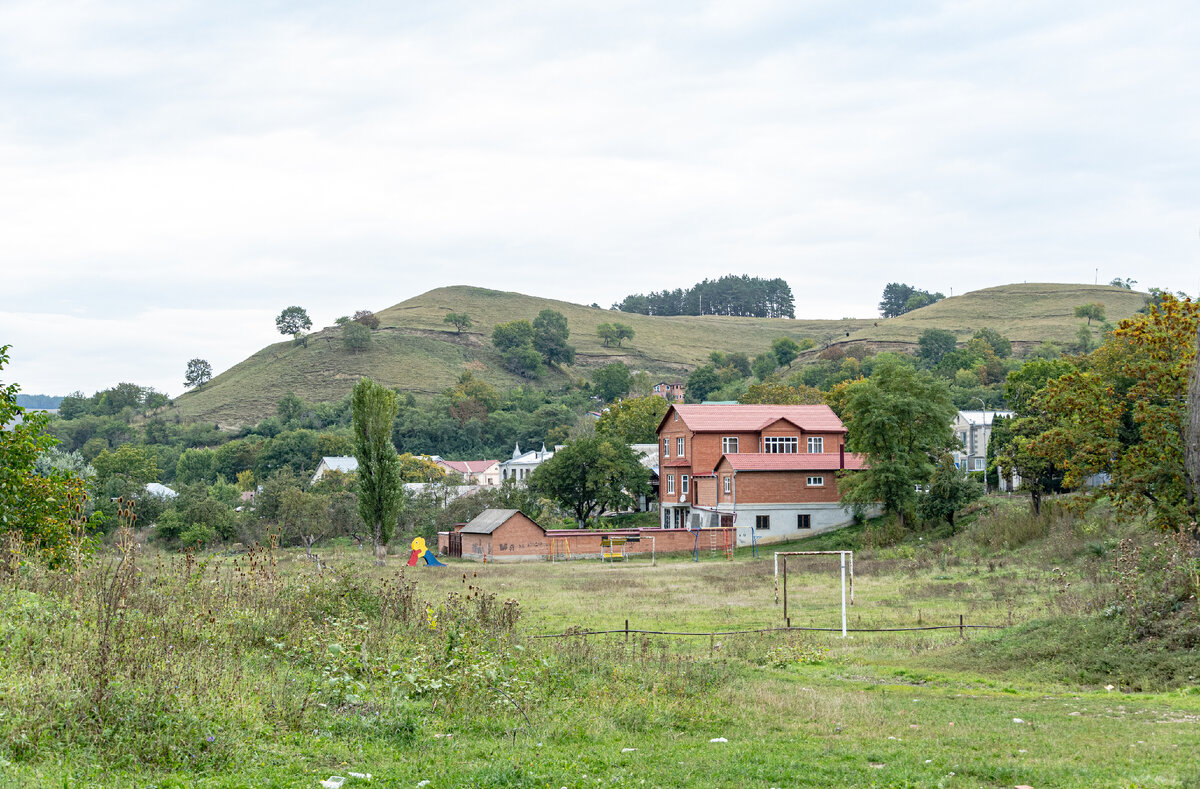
774,550 -> 854,638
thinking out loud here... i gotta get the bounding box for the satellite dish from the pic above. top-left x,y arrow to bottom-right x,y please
680,495 -> 687,503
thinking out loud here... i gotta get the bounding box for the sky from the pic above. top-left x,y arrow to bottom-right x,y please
1,0 -> 1198,397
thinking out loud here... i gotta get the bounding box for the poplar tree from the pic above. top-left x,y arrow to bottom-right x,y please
352,377 -> 403,564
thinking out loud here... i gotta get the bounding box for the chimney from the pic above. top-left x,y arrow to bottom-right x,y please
839,444 -> 845,469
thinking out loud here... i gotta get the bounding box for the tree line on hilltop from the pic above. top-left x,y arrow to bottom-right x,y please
613,274 -> 795,318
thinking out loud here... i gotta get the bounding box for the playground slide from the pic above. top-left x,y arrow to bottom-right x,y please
406,537 -> 445,567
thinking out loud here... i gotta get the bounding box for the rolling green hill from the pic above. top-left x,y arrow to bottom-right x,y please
170,283 -> 1146,428
837,283 -> 1147,351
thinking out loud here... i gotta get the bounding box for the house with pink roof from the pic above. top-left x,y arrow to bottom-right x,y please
656,403 -> 869,545
434,458 -> 500,486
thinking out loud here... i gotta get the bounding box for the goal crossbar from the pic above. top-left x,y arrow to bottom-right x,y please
774,550 -> 853,638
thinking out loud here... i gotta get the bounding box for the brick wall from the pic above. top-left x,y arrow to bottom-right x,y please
728,471 -> 842,504
438,525 -> 735,562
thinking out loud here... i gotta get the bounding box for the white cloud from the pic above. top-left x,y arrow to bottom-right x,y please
1,0 -> 1198,394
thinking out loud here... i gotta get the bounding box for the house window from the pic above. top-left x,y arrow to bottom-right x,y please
676,437 -> 685,457
723,475 -> 732,495
973,458 -> 985,471
666,475 -> 675,495
806,476 -> 824,487
797,514 -> 812,529
808,436 -> 824,453
722,436 -> 738,454
755,515 -> 771,530
763,436 -> 798,453
662,438 -> 669,458
681,475 -> 689,494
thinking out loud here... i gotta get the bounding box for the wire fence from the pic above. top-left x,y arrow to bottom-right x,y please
530,617 -> 1006,640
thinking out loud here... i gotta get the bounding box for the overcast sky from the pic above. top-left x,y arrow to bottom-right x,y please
2,0 -> 1197,397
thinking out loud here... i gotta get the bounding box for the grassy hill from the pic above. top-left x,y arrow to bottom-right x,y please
170,283 -> 1147,427
835,283 -> 1147,353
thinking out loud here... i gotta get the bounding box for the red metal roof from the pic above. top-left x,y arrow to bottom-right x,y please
715,452 -> 866,472
659,404 -> 847,434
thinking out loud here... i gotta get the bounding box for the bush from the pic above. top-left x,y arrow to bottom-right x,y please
179,522 -> 217,548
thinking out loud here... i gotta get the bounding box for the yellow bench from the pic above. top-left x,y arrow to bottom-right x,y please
601,536 -> 626,562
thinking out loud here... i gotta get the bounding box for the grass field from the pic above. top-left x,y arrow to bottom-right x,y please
2,498 -> 1197,787
168,283 -> 1147,426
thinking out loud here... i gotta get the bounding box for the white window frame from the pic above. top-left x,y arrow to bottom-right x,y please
723,475 -> 731,495
681,474 -> 689,494
663,438 -> 669,458
722,436 -> 738,454
808,436 -> 824,453
763,436 -> 798,454
666,475 -> 675,495
806,476 -> 824,487
973,458 -> 985,471
676,436 -> 685,457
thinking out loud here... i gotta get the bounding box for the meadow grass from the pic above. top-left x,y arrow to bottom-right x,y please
2,506 -> 1197,788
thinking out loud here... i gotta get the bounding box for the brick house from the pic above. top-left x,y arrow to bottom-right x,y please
656,404 -> 867,545
652,382 -> 685,403
435,459 -> 500,486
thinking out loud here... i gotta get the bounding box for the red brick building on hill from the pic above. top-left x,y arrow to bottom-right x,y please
656,404 -> 868,545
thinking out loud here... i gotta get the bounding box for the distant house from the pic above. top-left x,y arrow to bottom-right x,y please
145,483 -> 178,499
435,459 -> 500,486
951,410 -> 1020,490
402,483 -> 481,504
499,443 -> 555,484
629,442 -> 660,510
657,403 -> 868,545
311,456 -> 358,484
652,382 -> 685,403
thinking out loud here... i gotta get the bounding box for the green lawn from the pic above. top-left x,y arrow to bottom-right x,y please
2,507 -> 1197,787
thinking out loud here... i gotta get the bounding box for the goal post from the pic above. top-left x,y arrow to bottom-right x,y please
774,550 -> 853,638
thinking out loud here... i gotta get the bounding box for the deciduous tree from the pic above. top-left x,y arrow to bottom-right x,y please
1074,302 -> 1106,326
275,306 -> 312,344
1033,294 -> 1200,532
444,312 -> 472,333
533,309 -> 575,366
595,396 -> 669,444
184,358 -> 212,390
343,322 -> 371,354
917,329 -> 957,367
772,337 -> 801,368
839,356 -> 957,528
352,309 -> 380,329
529,437 -> 650,524
352,377 -> 404,564
918,455 -> 983,532
739,381 -> 824,405
593,362 -> 632,402
0,346 -> 89,566
685,365 -> 721,403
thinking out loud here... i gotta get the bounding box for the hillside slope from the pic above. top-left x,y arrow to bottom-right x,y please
837,283 -> 1146,351
171,286 -> 873,427
170,283 -> 1146,427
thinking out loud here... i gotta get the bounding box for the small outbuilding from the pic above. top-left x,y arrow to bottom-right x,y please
443,509 -> 548,561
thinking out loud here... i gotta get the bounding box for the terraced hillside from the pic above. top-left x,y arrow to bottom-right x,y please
169,283 -> 1146,427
